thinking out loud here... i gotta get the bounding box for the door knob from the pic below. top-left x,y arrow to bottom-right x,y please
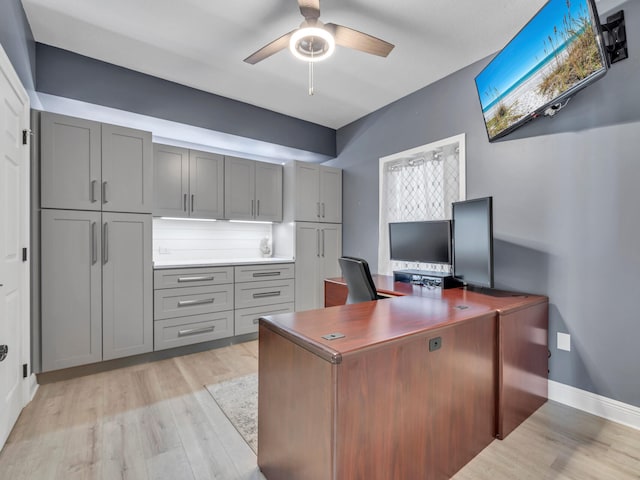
0,345 -> 8,362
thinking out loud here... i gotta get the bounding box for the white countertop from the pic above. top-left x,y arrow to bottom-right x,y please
153,257 -> 294,269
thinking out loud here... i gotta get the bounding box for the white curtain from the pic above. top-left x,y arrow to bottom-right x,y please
378,135 -> 466,275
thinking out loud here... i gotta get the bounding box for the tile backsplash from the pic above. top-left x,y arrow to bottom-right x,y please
153,218 -> 273,263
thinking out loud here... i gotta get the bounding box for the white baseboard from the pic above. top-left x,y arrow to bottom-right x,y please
548,380 -> 640,431
28,373 -> 39,402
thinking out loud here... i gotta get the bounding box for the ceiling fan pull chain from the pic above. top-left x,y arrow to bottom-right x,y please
308,60 -> 314,96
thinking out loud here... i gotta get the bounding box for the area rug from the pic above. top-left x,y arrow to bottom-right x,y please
205,373 -> 258,453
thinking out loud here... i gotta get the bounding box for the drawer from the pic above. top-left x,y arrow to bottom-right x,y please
234,302 -> 295,336
154,266 -> 234,289
234,263 -> 294,283
154,311 -> 233,351
235,278 -> 295,309
154,284 -> 234,320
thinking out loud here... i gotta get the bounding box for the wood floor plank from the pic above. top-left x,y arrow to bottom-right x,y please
1,340 -> 638,480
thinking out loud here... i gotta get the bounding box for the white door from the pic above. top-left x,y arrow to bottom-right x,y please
0,45 -> 30,451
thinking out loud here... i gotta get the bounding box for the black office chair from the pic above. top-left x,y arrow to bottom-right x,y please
338,256 -> 383,304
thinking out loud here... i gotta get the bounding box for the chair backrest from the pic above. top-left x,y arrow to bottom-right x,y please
338,256 -> 378,304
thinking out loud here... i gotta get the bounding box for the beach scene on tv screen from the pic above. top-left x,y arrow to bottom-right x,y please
475,0 -> 606,140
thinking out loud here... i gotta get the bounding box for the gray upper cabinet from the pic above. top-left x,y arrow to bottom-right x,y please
153,144 -> 224,219
102,124 -> 153,214
153,144 -> 189,217
41,112 -> 102,211
41,112 -> 153,213
292,161 -> 342,223
189,150 -> 224,219
102,213 -> 153,361
41,209 -> 102,371
224,156 -> 282,222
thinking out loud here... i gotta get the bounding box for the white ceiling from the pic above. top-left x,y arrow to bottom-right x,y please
21,0 -> 621,130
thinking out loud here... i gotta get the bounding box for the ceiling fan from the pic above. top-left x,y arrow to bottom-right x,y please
244,0 -> 395,65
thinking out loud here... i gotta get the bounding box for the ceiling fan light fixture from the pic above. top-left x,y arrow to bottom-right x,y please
289,27 -> 335,62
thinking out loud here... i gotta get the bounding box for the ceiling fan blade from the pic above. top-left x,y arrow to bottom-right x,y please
325,23 -> 394,57
244,30 -> 296,64
298,0 -> 321,20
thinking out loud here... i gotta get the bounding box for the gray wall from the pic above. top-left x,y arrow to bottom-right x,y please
0,0 -> 35,91
330,1 -> 640,407
36,44 -> 336,158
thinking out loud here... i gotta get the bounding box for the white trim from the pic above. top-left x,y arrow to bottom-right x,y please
548,380 -> 640,431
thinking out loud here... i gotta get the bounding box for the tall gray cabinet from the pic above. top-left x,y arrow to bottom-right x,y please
39,112 -> 154,372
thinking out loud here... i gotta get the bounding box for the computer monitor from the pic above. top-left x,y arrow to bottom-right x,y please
452,197 -> 494,288
388,220 -> 451,265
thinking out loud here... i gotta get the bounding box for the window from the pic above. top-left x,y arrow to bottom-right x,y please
378,134 -> 466,274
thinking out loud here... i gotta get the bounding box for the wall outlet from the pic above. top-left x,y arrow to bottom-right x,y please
557,332 -> 571,351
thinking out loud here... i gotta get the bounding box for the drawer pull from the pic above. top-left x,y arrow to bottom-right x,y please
177,276 -> 215,283
253,318 -> 259,325
178,326 -> 215,337
252,271 -> 281,277
178,298 -> 215,307
252,291 -> 281,299
252,307 -> 292,324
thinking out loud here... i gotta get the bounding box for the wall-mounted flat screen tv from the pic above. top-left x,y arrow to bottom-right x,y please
475,0 -> 608,141
389,220 -> 451,265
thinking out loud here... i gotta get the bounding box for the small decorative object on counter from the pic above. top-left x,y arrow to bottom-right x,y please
260,237 -> 272,257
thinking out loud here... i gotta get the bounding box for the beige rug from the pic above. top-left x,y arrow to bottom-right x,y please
205,373 -> 258,453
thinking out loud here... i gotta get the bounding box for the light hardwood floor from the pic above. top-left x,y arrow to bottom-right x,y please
1,340 -> 638,480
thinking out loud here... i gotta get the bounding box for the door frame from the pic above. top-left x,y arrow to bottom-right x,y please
0,41 -> 34,450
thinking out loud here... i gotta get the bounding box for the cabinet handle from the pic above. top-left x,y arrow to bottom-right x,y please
253,318 -> 260,325
252,291 -> 281,299
177,276 -> 214,283
252,271 -> 281,277
251,199 -> 255,217
91,222 -> 97,265
191,194 -> 195,212
252,307 -> 289,325
257,199 -> 260,217
102,222 -> 108,264
322,202 -> 325,218
183,193 -> 187,212
178,326 -> 215,337
317,229 -> 320,257
317,202 -> 321,218
322,229 -> 325,257
90,180 -> 97,203
178,298 -> 214,307
102,181 -> 108,204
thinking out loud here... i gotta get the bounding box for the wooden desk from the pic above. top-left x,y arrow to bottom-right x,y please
258,280 -> 548,480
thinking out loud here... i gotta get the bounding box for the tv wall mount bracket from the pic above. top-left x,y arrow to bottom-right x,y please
601,10 -> 628,64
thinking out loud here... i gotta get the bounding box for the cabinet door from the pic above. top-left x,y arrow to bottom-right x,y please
189,150 -> 224,219
255,162 -> 283,222
295,223 -> 321,311
41,112 -> 101,210
153,144 -> 189,217
102,124 -> 153,213
294,162 -> 320,222
319,223 -> 342,302
319,166 -> 342,223
102,213 -> 153,360
41,209 -> 102,371
224,156 -> 255,220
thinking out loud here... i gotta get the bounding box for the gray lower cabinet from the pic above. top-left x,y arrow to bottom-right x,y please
153,266 -> 234,350
234,263 -> 295,335
102,213 -> 153,360
41,210 -> 153,371
41,209 -> 102,371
